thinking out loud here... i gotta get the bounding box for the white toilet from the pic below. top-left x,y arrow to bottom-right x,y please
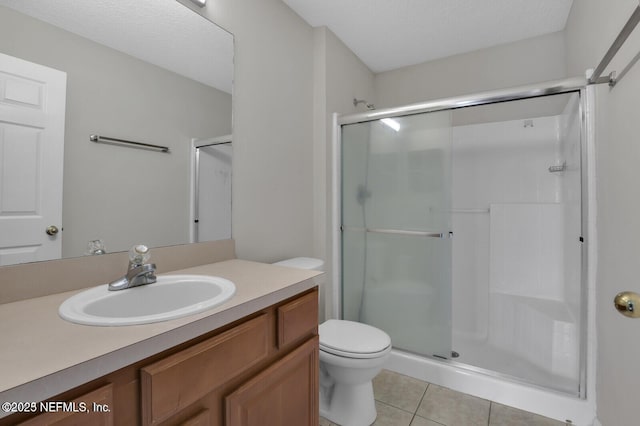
273,258 -> 392,426
318,319 -> 391,426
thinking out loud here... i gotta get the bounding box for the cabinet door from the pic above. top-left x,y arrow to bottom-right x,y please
225,336 -> 319,426
277,290 -> 318,348
141,314 -> 270,425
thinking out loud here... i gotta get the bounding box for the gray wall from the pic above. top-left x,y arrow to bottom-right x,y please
182,0 -> 378,316
192,0 -> 315,263
375,31 -> 567,109
566,1 -> 640,425
0,6 -> 232,258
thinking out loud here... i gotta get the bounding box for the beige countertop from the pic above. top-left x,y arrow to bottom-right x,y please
0,259 -> 320,415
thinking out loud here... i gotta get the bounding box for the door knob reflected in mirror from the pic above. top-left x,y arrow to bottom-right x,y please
614,291 -> 640,318
46,225 -> 59,236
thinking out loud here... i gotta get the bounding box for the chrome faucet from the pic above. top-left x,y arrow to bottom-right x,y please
108,245 -> 157,291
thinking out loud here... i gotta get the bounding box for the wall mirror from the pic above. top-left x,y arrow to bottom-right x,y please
0,0 -> 233,266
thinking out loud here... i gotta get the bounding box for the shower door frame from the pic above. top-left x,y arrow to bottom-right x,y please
331,76 -> 594,400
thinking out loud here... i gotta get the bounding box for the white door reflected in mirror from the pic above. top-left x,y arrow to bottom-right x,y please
0,53 -> 66,266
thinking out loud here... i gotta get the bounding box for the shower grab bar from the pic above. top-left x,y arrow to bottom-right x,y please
341,226 -> 445,238
588,4 -> 640,86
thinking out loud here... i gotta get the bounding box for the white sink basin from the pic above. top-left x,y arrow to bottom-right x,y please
59,274 -> 235,326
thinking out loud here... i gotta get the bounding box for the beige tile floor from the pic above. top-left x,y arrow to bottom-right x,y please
320,370 -> 567,426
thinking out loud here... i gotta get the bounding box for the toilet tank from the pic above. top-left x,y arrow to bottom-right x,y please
272,257 -> 324,271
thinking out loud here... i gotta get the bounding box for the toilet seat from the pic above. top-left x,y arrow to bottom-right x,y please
319,319 -> 391,359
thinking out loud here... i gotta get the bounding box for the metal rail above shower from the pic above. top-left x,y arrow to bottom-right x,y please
588,4 -> 640,87
341,226 -> 446,238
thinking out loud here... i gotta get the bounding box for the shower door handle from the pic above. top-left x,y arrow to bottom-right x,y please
368,228 -> 444,238
341,226 -> 447,238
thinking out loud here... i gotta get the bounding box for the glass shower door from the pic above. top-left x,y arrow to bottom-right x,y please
341,110 -> 453,359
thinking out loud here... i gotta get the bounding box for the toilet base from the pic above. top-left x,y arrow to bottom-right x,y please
320,381 -> 377,426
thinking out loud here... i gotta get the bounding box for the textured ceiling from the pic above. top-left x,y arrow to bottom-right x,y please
1,0 -> 574,90
283,0 -> 574,73
0,0 -> 233,93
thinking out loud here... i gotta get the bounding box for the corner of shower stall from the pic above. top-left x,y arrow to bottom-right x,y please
332,79 -> 597,425
449,94 -> 583,395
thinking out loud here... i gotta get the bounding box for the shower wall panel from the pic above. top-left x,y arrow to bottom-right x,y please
489,203 -> 564,300
450,106 -> 582,393
451,116 -> 562,340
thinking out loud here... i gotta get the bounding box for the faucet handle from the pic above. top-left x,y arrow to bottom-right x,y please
128,244 -> 151,265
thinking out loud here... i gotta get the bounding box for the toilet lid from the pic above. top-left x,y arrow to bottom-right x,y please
319,320 -> 391,357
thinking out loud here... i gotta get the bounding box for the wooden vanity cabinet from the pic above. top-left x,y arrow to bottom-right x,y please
2,288 -> 319,426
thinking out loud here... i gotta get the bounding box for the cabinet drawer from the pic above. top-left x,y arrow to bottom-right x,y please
141,314 -> 269,425
277,290 -> 318,348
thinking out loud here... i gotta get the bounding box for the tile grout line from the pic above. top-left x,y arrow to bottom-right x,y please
374,399 -> 416,417
409,382 -> 430,425
373,379 -> 432,426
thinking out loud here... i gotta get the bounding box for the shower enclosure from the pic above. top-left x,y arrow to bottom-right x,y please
337,82 -> 587,400
191,135 -> 232,243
